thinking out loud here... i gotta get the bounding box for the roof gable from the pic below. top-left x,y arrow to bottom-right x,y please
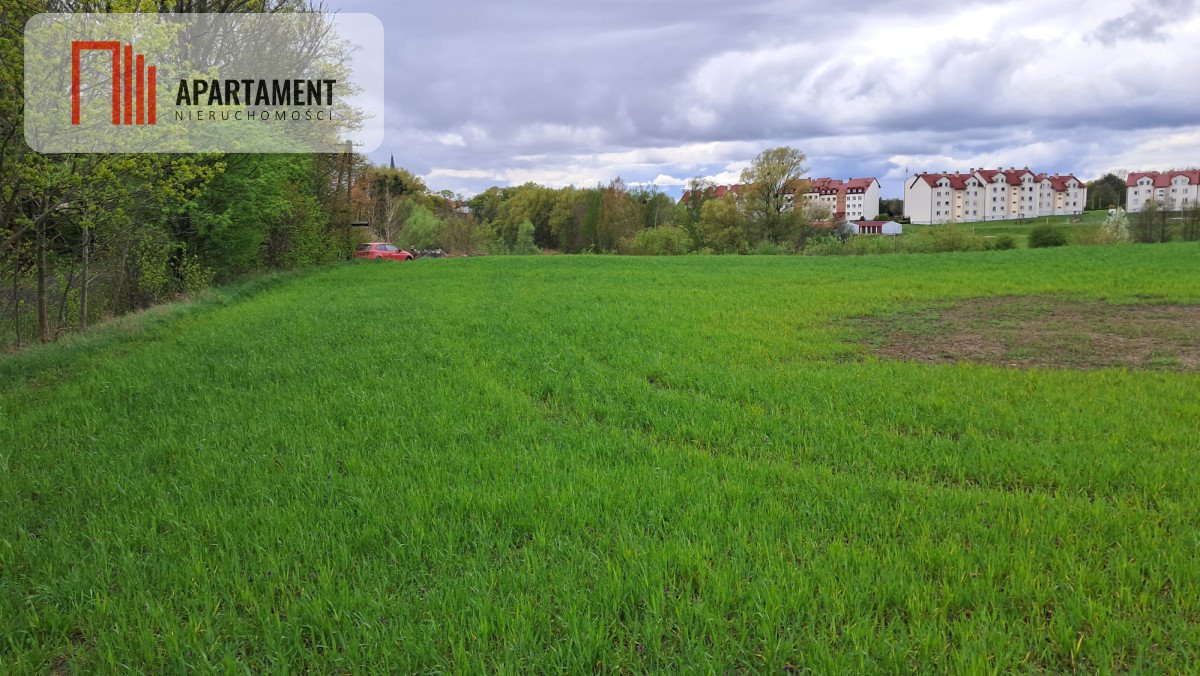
1127,170 -> 1200,188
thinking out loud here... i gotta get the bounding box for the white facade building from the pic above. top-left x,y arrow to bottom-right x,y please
1125,171 -> 1200,212
795,177 -> 881,221
904,168 -> 1087,225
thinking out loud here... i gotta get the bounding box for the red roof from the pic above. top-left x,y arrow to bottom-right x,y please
1046,175 -> 1078,191
1126,170 -> 1200,188
804,177 -> 844,194
997,168 -> 1037,185
915,169 -> 1083,192
917,172 -> 972,190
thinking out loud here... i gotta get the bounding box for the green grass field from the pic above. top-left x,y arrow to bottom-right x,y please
905,210 -> 1109,246
3,245 -> 1200,671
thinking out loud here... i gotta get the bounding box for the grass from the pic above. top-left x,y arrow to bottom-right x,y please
906,210 -> 1109,246
2,244 -> 1200,671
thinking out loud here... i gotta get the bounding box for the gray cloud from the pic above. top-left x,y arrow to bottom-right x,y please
1090,0 -> 1196,45
332,0 -> 1200,197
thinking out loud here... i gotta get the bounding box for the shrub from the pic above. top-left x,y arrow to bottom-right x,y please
802,235 -> 850,256
1028,224 -> 1068,248
749,240 -> 783,255
511,220 -> 541,255
622,226 -> 693,255
179,254 -> 216,294
403,205 -> 446,250
1101,209 -> 1132,244
847,235 -> 903,255
990,235 -> 1017,250
1072,223 -> 1128,246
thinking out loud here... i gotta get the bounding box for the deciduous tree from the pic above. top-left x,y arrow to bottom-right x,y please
740,146 -> 810,244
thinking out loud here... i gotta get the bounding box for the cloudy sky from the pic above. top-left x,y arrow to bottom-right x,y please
331,0 -> 1200,198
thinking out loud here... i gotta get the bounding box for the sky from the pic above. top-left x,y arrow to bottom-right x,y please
329,0 -> 1200,199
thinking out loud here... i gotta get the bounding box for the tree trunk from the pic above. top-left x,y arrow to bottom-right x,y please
36,219 -> 48,343
55,266 -> 77,336
80,226 -> 90,332
11,248 -> 19,347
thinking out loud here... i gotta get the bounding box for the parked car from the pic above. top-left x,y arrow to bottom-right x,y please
354,242 -> 414,261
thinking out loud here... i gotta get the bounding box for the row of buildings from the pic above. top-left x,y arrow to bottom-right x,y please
904,168 -> 1087,224
1125,170 -> 1200,212
682,168 -> 1200,228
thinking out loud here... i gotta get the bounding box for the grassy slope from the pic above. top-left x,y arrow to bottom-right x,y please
906,210 -> 1109,246
2,246 -> 1199,671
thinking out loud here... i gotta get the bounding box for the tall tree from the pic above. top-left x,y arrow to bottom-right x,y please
1181,199 -> 1200,242
683,177 -> 716,227
696,196 -> 747,253
597,179 -> 641,252
1133,198 -> 1169,243
1088,173 -> 1126,210
739,146 -> 809,243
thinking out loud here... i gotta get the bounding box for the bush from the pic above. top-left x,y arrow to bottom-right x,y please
990,235 -> 1017,250
801,235 -> 850,256
1101,209 -> 1132,244
1028,224 -> 1068,248
908,224 -> 988,253
622,226 -> 693,255
403,205 -> 446,250
749,240 -> 786,255
511,219 -> 541,255
1071,223 -> 1129,246
179,254 -> 216,294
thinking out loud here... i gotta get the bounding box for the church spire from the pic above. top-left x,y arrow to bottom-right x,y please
389,154 -> 395,170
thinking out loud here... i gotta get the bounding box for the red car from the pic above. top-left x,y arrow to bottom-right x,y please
355,242 -> 414,261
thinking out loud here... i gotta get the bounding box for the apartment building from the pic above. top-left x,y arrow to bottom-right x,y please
1125,171 -> 1200,212
683,176 -> 881,221
904,167 -> 1086,225
796,177 -> 881,221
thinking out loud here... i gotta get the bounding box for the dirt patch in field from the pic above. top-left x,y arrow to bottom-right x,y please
853,296 -> 1200,371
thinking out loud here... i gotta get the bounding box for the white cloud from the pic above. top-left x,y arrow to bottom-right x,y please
334,0 -> 1200,198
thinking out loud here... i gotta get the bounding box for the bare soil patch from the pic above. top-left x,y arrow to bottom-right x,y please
853,296 -> 1200,371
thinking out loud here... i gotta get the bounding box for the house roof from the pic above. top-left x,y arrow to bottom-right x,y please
1126,170 -> 1200,188
1001,168 -> 1034,185
914,168 -> 1084,192
804,177 -> 844,194
917,172 -> 971,190
853,220 -> 898,227
790,176 -> 880,195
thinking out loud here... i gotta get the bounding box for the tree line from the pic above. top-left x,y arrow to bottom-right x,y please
1,0 -> 371,348
4,1 -> 1193,351
362,146 -> 833,257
